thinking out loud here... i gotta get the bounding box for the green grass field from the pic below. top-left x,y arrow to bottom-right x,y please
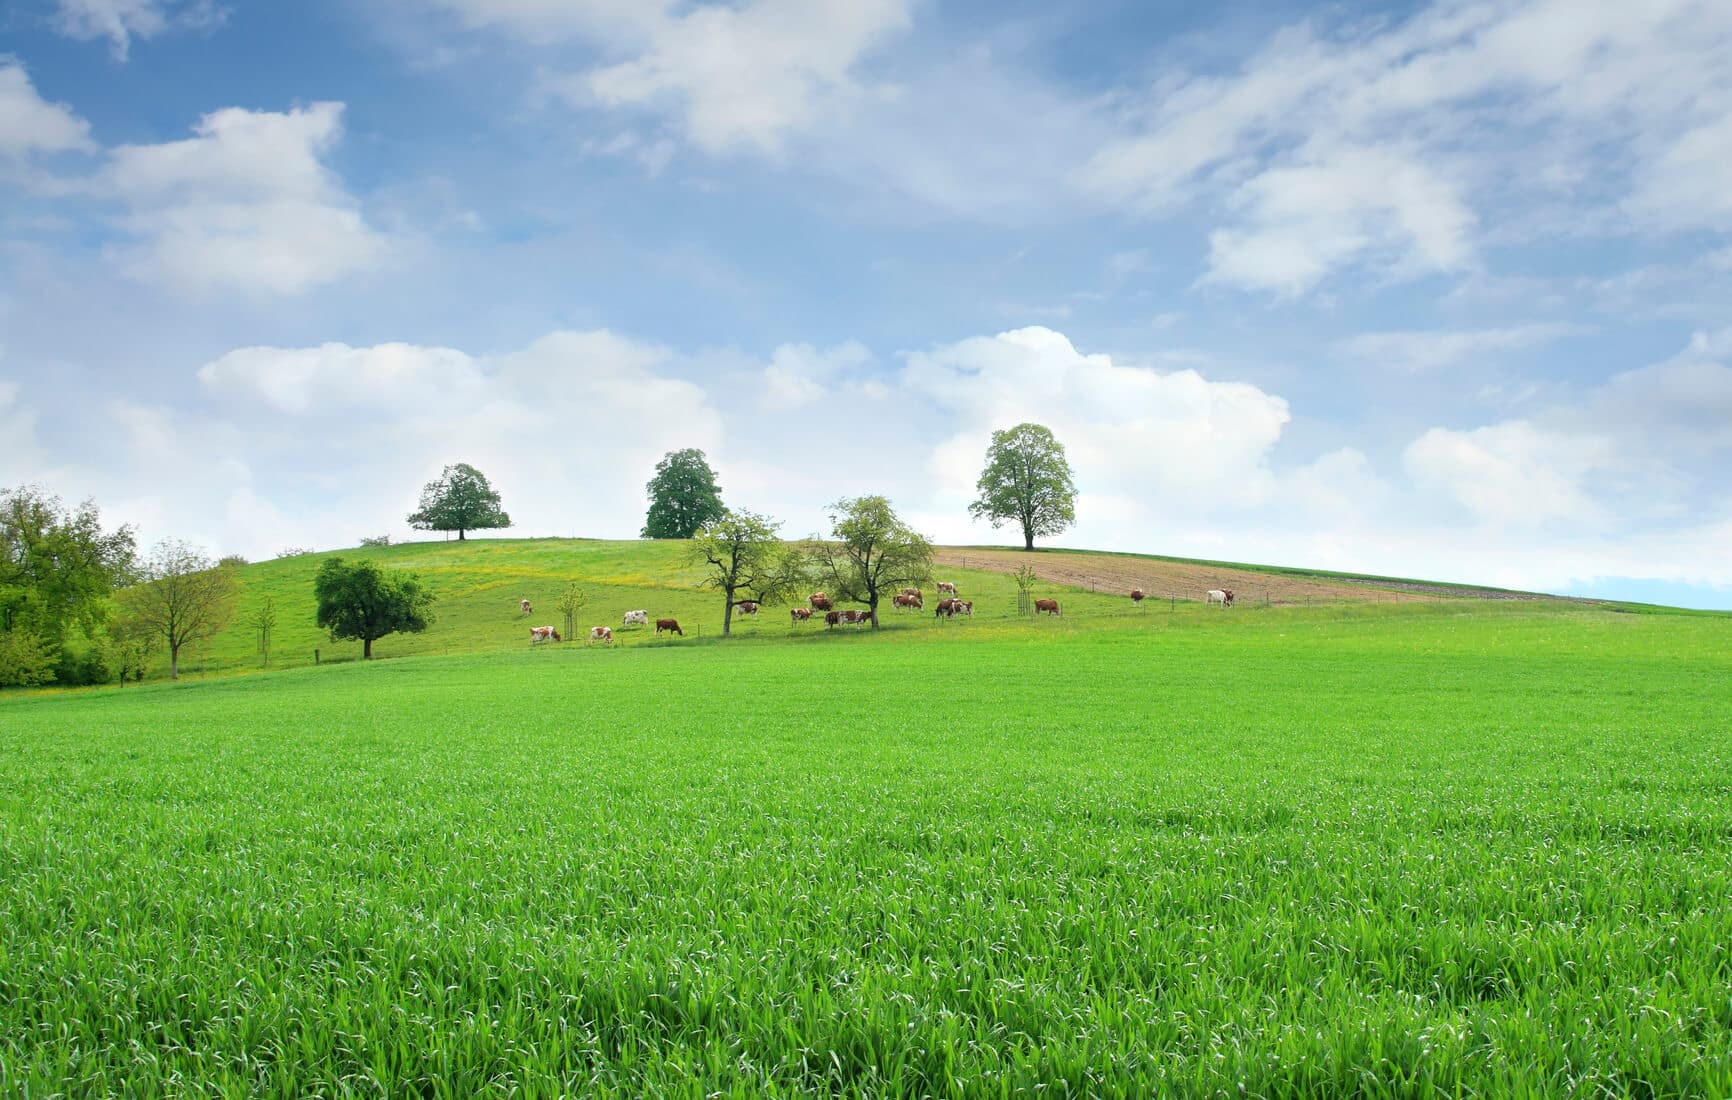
4,576 -> 1730,1096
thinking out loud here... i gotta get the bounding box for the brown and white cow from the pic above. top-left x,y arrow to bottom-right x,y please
520,598 -> 532,616
655,618 -> 684,636
934,598 -> 958,618
955,600 -> 973,617
735,600 -> 759,617
1205,589 -> 1235,607
1034,598 -> 1061,617
893,593 -> 923,611
1130,589 -> 1146,603
824,610 -> 842,628
936,581 -> 957,596
839,609 -> 870,626
809,595 -> 834,612
900,587 -> 922,600
623,610 -> 649,628
790,607 -> 813,623
589,626 -> 613,645
530,625 -> 561,644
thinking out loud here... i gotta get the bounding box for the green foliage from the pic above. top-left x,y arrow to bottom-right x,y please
554,581 -> 588,642
251,597 -> 277,668
313,557 -> 435,659
812,496 -> 933,626
407,463 -> 511,541
2,609 -> 1730,1094
117,540 -> 237,680
968,423 -> 1078,550
687,509 -> 806,635
0,487 -> 135,677
641,449 -> 726,539
0,628 -> 58,688
358,535 -> 392,548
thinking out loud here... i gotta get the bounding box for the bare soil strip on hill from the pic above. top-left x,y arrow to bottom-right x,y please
934,548 -> 1553,606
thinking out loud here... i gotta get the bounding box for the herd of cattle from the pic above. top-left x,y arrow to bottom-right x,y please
521,582 -> 1238,646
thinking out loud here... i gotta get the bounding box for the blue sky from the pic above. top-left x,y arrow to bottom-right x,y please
2,0 -> 1730,607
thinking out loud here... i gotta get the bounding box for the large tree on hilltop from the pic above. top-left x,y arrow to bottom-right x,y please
642,448 -> 726,539
407,463 -> 510,541
314,557 -> 435,660
811,496 -> 933,629
687,509 -> 807,636
968,423 -> 1078,551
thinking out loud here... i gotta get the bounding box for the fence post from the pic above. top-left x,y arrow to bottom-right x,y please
314,648 -> 320,666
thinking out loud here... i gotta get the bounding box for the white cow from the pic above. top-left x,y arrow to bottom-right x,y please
1205,589 -> 1235,607
530,625 -> 561,644
519,598 -> 532,615
589,626 -> 613,645
936,581 -> 957,595
623,610 -> 650,628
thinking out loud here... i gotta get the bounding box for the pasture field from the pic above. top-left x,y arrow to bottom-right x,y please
3,602 -> 1730,1096
128,533 -> 1482,679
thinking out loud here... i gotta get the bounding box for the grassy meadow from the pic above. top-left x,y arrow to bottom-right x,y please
3,583 -> 1730,1096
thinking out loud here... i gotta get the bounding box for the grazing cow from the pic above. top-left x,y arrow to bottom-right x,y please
735,600 -> 759,616
810,595 -> 834,612
893,593 -> 923,611
936,581 -> 957,596
824,610 -> 842,628
1205,589 -> 1235,607
530,625 -> 561,644
519,598 -> 532,616
900,587 -> 922,599
589,626 -> 613,645
623,609 -> 649,628
1034,598 -> 1061,617
839,609 -> 870,626
955,600 -> 973,617
655,618 -> 684,636
790,607 -> 812,623
1130,589 -> 1146,603
934,598 -> 958,618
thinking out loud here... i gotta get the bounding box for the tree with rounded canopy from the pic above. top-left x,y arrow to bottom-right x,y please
968,423 -> 1078,551
407,463 -> 510,541
1,485 -> 136,658
688,509 -> 808,636
810,496 -> 933,629
642,449 -> 726,539
313,557 -> 435,660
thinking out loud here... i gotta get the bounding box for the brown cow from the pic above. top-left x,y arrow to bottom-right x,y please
955,600 -> 973,617
790,607 -> 812,623
808,592 -> 828,607
810,595 -> 834,612
655,618 -> 684,636
839,609 -> 870,626
530,625 -> 561,644
1130,589 -> 1145,603
824,610 -> 842,628
893,593 -> 923,611
934,598 -> 958,618
735,601 -> 759,616
900,587 -> 922,599
1034,598 -> 1061,617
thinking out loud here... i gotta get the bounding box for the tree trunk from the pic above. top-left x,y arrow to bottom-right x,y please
458,529 -> 466,540
364,637 -> 373,659
869,597 -> 879,629
722,592 -> 734,637
169,643 -> 180,680
1024,531 -> 1035,551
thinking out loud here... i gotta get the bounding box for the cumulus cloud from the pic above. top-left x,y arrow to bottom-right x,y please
0,60 -> 94,157
101,102 -> 387,295
52,0 -> 226,61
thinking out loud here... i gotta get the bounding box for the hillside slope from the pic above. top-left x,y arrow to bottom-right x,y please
130,537 -> 1564,681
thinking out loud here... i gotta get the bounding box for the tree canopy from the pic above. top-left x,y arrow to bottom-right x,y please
1,485 -> 135,646
642,449 -> 726,539
118,540 -> 237,680
314,557 -> 435,660
407,463 -> 511,541
811,496 -> 933,628
688,509 -> 806,636
968,423 -> 1078,551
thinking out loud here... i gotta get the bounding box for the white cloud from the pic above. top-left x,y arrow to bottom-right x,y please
1339,323 -> 1580,373
1403,420 -> 1617,527
101,102 -> 387,295
1086,0 -> 1732,293
761,341 -> 871,409
53,0 -> 226,61
0,60 -> 94,157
